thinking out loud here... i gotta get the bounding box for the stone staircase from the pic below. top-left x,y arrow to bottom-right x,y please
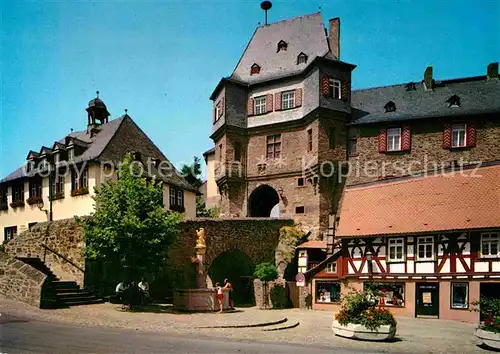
18,257 -> 104,308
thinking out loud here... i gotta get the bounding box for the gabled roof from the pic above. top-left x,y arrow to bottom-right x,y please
52,142 -> 66,151
26,151 -> 40,160
350,76 -> 500,125
39,146 -> 53,155
231,12 -> 330,84
336,163 -> 500,237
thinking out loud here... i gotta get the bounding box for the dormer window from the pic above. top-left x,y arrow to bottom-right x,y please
447,95 -> 461,108
277,40 -> 288,52
384,101 -> 396,113
68,148 -> 75,161
297,52 -> 308,65
250,63 -> 261,75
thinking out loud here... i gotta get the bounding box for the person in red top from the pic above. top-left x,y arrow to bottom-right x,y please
224,278 -> 234,310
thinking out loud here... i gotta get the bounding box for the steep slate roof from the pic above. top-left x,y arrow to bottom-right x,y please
231,12 -> 330,83
350,76 -> 500,125
336,163 -> 500,237
1,116 -> 197,192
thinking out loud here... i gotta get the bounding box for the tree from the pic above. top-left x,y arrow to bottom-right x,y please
180,156 -> 219,217
80,154 -> 181,291
253,262 -> 278,309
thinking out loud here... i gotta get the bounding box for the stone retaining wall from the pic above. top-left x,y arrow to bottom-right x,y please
0,251 -> 47,307
5,218 -> 85,286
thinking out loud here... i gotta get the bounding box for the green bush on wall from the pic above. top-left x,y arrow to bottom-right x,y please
270,285 -> 288,309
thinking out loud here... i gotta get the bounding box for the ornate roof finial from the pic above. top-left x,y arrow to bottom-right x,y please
96,90 -> 100,98
124,109 -> 128,115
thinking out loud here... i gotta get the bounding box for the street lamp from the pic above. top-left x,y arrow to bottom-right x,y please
366,251 -> 373,273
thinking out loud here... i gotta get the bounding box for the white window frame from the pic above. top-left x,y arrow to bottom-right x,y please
254,96 -> 267,115
281,90 -> 295,110
387,238 -> 405,262
387,128 -> 402,151
416,236 -> 435,261
215,101 -> 222,121
451,282 -> 469,309
329,79 -> 341,99
451,123 -> 467,148
326,262 -> 337,273
68,148 -> 75,160
481,232 -> 500,258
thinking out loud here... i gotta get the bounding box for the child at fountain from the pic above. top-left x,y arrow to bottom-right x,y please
215,282 -> 224,313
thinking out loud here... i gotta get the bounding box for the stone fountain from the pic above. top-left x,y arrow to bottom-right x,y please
173,228 -> 229,311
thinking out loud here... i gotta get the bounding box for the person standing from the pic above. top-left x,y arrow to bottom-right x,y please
215,282 -> 224,313
224,278 -> 234,310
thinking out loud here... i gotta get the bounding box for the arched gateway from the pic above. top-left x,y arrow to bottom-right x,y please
248,185 -> 280,217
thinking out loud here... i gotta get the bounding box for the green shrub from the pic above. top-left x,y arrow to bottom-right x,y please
270,285 -> 288,309
473,297 -> 500,333
335,290 -> 396,331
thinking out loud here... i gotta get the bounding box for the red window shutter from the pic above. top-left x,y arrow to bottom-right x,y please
275,92 -> 282,111
378,129 -> 387,153
321,76 -> 330,96
266,93 -> 273,113
247,97 -> 254,116
295,88 -> 303,107
220,97 -> 224,116
442,124 -> 452,149
466,124 -> 476,147
341,81 -> 350,102
401,125 -> 411,151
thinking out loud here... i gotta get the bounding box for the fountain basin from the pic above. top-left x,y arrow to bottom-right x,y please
174,288 -> 230,312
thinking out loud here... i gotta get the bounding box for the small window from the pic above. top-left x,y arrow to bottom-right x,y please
387,128 -> 402,151
451,283 -> 469,309
329,79 -> 341,99
281,90 -> 295,110
29,178 -> 42,199
297,177 -> 305,186
215,101 -> 222,121
348,139 -> 357,156
169,187 -> 184,211
329,127 -> 336,149
387,238 -> 405,262
447,95 -> 461,108
71,166 -> 88,193
0,187 -> 7,207
277,40 -> 288,52
4,226 -> 17,242
307,129 -> 313,152
452,124 -> 467,148
364,282 -> 405,307
297,52 -> 308,65
481,232 -> 499,258
250,63 -> 261,75
12,182 -> 24,202
417,236 -> 435,261
316,281 -> 341,303
218,144 -> 223,162
234,142 -> 242,162
295,206 -> 305,214
384,101 -> 396,113
266,134 -> 281,159
51,174 -> 65,197
254,96 -> 267,115
326,262 -> 337,273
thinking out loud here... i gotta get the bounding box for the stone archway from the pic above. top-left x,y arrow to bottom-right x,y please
208,250 -> 255,305
248,185 -> 280,217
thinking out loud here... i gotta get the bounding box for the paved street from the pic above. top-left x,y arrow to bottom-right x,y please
0,299 -> 487,354
0,313 -> 374,354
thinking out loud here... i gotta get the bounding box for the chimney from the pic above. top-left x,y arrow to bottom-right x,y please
487,62 -> 499,80
424,66 -> 433,90
328,17 -> 340,59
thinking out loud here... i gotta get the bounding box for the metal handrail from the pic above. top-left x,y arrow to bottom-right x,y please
41,243 -> 84,273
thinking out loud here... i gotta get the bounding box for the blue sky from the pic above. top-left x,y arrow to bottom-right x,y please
1,0 -> 499,179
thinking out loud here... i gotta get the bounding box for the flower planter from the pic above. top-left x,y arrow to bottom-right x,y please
474,328 -> 500,350
332,318 -> 396,341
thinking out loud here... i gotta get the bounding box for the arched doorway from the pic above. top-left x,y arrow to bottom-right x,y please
249,185 -> 279,217
208,250 -> 255,305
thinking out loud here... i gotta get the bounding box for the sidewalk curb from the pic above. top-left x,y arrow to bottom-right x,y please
197,317 -> 288,329
262,321 -> 300,331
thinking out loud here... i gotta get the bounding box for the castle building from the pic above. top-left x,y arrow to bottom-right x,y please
0,93 -> 198,242
205,10 -> 500,322
207,12 -> 353,238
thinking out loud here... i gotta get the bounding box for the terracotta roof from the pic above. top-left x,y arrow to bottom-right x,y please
336,164 -> 500,237
296,240 -> 327,249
